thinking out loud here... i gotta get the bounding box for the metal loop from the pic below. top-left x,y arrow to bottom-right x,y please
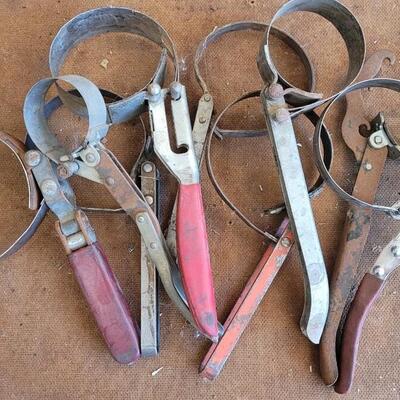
257,0 -> 365,107
313,78 -> 400,216
49,7 -> 179,124
205,90 -> 333,241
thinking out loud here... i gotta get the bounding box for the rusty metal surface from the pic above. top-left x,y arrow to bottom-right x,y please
1,0 -> 400,399
199,218 -> 293,380
319,53 -> 394,386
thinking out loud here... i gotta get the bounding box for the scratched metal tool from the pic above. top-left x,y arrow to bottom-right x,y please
189,20 -> 332,379
318,50 -> 396,387
256,0 -> 367,344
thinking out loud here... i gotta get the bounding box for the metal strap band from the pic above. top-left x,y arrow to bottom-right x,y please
49,7 -> 179,124
205,89 -> 333,241
257,0 -> 365,106
194,20 -> 316,96
313,78 -> 400,216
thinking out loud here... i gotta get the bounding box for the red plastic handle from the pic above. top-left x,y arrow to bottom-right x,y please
176,183 -> 218,341
335,274 -> 385,394
68,242 -> 140,364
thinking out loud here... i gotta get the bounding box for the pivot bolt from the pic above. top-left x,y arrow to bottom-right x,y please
391,246 -> 400,257
41,179 -> 58,197
268,84 -> 284,99
143,163 -> 153,173
137,216 -> 145,223
25,150 -> 41,167
148,83 -> 161,101
274,108 -> 290,123
57,161 -> 79,179
374,135 -> 383,145
204,94 -> 211,102
145,195 -> 154,205
105,177 -> 115,186
150,242 -> 157,249
85,153 -> 96,163
281,237 -> 291,248
373,265 -> 385,277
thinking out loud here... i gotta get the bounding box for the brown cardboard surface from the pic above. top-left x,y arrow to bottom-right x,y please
0,1 -> 399,399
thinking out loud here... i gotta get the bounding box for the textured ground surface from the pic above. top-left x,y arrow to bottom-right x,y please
0,0 -> 399,399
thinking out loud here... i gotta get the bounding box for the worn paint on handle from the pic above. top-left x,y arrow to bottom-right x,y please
176,183 -> 218,341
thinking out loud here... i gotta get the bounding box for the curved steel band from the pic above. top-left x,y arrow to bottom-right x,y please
0,80 -> 118,261
49,7 -> 179,124
24,75 -> 109,162
194,21 -> 316,96
206,89 -> 333,242
313,78 -> 400,216
257,0 -> 365,106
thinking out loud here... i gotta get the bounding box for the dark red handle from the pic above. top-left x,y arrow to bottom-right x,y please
335,274 -> 385,394
68,242 -> 140,364
176,183 -> 218,341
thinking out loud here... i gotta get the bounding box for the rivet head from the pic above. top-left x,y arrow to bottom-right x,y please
204,94 -> 211,102
41,179 -> 58,197
268,84 -> 284,99
24,150 -> 41,167
145,195 -> 154,205
373,265 -> 385,277
374,135 -> 383,145
281,237 -> 291,248
150,242 -> 157,249
391,246 -> 400,257
85,153 -> 96,163
170,81 -> 182,100
105,177 -> 115,186
148,83 -> 161,97
137,216 -> 145,223
364,162 -> 373,171
143,163 -> 153,173
199,116 -> 207,124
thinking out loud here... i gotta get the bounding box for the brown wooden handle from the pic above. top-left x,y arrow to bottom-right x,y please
68,242 -> 140,364
335,274 -> 385,394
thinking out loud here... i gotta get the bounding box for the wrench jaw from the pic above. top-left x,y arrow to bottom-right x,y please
147,83 -> 219,341
148,83 -> 199,185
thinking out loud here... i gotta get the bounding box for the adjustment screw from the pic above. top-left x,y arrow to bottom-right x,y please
137,216 -> 145,223
24,150 -> 41,167
281,237 -> 291,248
391,246 -> 400,257
274,108 -> 290,123
364,162 -> 373,171
143,163 -> 153,173
150,242 -> 157,249
373,265 -> 385,277
199,116 -> 207,124
204,94 -> 212,102
170,81 -> 183,100
145,195 -> 154,205
105,177 -> 115,186
41,179 -> 58,197
374,135 -> 383,145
